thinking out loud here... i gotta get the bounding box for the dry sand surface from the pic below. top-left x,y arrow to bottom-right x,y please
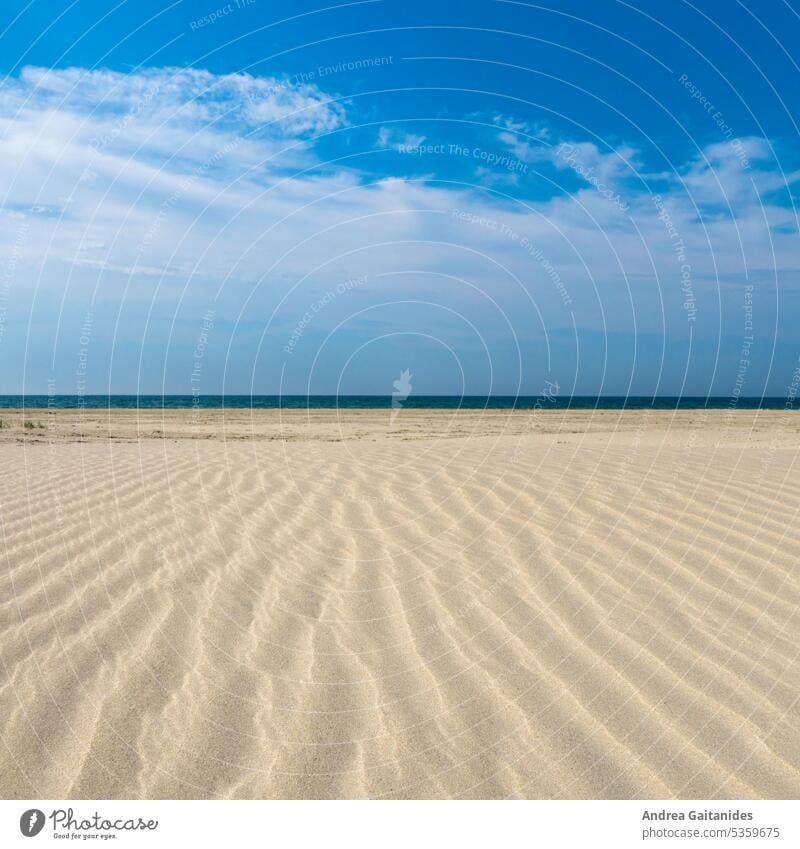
1,408 -> 799,799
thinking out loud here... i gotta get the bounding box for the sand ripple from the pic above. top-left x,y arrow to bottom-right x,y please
1,410 -> 799,798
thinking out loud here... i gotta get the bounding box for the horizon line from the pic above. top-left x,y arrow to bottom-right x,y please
0,393 -> 790,400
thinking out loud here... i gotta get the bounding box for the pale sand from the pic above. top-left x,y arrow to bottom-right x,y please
1,408 -> 799,799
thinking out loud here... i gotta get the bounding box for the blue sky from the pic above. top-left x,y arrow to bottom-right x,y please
1,0 -> 799,395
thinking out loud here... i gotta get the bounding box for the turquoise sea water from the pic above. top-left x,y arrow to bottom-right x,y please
0,395 -> 794,410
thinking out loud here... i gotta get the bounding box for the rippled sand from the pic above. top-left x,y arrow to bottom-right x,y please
1,409 -> 799,798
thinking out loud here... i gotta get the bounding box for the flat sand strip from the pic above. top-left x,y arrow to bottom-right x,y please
1,407 -> 799,445
1,410 -> 799,798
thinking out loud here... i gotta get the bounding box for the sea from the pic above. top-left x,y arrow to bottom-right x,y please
0,395 -> 794,410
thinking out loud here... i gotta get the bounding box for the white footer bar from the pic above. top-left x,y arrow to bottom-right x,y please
2,800 -> 798,848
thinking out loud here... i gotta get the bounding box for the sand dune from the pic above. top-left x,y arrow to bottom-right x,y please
1,409 -> 799,799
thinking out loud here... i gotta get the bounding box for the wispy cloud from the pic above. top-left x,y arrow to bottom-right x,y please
376,125 -> 427,150
1,65 -> 798,393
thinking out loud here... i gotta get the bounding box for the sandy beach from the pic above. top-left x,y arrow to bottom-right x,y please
1,408 -> 799,799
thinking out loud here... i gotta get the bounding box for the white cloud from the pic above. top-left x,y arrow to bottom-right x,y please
0,65 -> 797,382
13,65 -> 345,136
376,126 -> 427,150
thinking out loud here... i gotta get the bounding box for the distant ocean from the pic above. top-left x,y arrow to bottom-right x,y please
0,395 -> 794,410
